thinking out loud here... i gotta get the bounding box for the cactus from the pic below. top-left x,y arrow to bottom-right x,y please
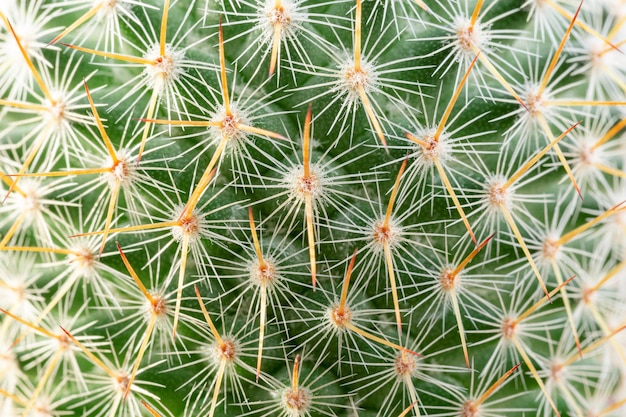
1,0 -> 626,416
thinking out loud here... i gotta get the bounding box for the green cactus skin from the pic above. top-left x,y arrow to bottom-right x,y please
1,0 -> 626,416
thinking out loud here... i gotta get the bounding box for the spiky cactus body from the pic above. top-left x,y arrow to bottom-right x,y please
1,0 -> 626,416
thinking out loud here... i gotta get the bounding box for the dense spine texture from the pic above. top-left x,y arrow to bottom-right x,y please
1,0 -> 626,416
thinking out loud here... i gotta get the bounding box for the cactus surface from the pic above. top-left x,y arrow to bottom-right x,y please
1,0 -> 626,416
